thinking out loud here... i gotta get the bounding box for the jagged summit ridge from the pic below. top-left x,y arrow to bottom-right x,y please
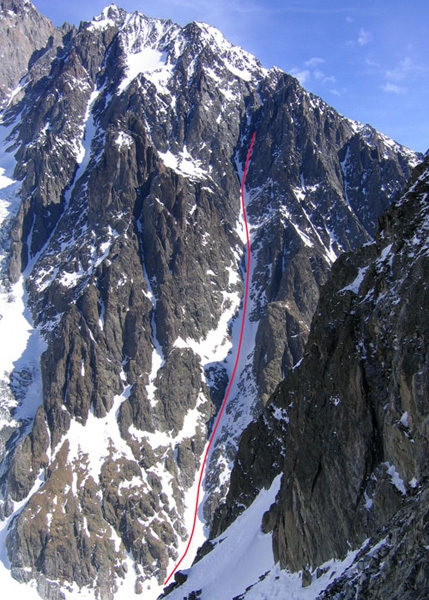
85,5 -> 267,97
0,2 -> 423,599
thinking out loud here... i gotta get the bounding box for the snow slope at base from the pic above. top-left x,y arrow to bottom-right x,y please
166,471 -> 361,600
0,562 -> 41,599
0,279 -> 33,376
241,550 -> 360,600
166,475 -> 282,600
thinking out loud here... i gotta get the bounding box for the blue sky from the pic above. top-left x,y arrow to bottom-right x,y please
33,0 -> 428,153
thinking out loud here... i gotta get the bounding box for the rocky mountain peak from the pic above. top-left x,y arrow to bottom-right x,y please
92,3 -> 126,23
0,3 -> 424,599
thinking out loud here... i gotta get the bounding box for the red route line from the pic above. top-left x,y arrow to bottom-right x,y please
164,131 -> 256,587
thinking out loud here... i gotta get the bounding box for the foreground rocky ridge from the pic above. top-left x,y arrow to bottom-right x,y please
212,154 -> 429,598
0,1 -> 422,598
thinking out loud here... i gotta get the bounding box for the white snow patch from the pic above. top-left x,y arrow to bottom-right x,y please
131,391 -> 207,451
288,188 -> 338,263
140,253 -> 165,409
0,278 -> 33,375
97,296 -> 106,330
378,243 -> 393,266
242,548 -> 361,600
292,186 -> 306,203
340,266 -> 368,294
87,5 -> 121,31
280,205 -> 313,248
118,47 -> 169,94
195,22 -> 267,83
173,259 -> 241,366
292,357 -> 304,370
378,131 -> 421,167
159,147 -> 208,181
400,411 -> 409,428
0,277 -> 46,432
271,406 -> 290,423
167,475 -> 282,600
364,491 -> 374,510
164,472 -> 364,600
0,119 -> 22,231
166,461 -> 364,600
115,131 -> 134,150
118,475 -> 142,490
293,225 -> 313,248
225,62 -> 253,82
146,345 -> 163,409
57,266 -> 85,289
384,462 -> 407,495
0,166 -> 15,190
60,384 -> 135,485
75,90 -> 100,165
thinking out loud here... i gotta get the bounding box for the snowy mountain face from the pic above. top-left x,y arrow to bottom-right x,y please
0,2 -> 423,599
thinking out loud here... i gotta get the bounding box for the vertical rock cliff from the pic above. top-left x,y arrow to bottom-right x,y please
0,0 -> 55,106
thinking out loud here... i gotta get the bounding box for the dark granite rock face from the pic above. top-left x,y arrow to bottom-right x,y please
0,3 -> 422,598
318,484 -> 429,600
0,0 -> 54,107
214,155 -> 429,597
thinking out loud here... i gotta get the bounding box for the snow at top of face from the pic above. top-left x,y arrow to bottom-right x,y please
195,21 -> 268,82
357,124 -> 421,166
117,46 -> 169,93
121,11 -> 176,47
114,12 -> 179,94
86,4 -> 124,31
89,6 -> 268,94
378,130 -> 422,167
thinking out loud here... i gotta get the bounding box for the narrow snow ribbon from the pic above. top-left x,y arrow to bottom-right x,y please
164,132 -> 256,587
